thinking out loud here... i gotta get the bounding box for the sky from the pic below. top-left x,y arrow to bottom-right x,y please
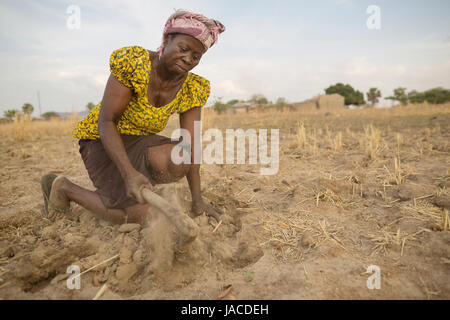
0,0 -> 449,115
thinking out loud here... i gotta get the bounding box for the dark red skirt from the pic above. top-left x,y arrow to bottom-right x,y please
78,134 -> 179,209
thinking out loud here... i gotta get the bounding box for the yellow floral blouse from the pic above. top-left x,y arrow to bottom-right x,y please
73,46 -> 210,140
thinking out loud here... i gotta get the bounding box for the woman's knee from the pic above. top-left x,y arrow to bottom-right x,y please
147,144 -> 172,173
168,160 -> 191,178
147,144 -> 191,182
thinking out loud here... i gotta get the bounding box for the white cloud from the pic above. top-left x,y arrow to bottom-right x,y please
345,56 -> 379,76
393,65 -> 407,76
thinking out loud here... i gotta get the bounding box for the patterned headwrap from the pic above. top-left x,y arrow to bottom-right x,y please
157,9 -> 226,59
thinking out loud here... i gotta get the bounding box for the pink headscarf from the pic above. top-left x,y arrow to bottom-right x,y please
157,9 -> 226,58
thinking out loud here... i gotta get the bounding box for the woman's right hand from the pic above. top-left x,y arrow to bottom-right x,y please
124,170 -> 153,204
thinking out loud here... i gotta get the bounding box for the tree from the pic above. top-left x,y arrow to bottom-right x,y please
275,97 -> 287,110
249,94 -> 268,105
86,102 -> 96,111
257,97 -> 268,105
325,83 -> 365,106
386,87 -> 408,106
41,111 -> 60,120
22,103 -> 34,115
407,88 -> 450,105
423,87 -> 450,104
213,98 -> 229,114
366,88 -> 381,107
226,99 -> 239,106
3,109 -> 18,120
407,90 -> 425,104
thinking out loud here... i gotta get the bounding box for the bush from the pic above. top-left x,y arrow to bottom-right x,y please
41,111 -> 60,120
366,88 -> 381,106
213,99 -> 229,114
226,99 -> 239,106
408,87 -> 450,105
22,103 -> 34,115
325,83 -> 365,106
3,109 -> 18,120
249,94 -> 269,105
422,87 -> 450,104
387,88 -> 408,106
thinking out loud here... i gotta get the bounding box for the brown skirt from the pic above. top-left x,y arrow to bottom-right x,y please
78,134 -> 179,209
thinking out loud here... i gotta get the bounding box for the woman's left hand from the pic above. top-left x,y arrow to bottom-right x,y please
192,199 -> 224,222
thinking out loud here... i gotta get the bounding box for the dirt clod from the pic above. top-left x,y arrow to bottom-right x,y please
434,195 -> 450,210
116,264 -> 138,282
119,248 -> 133,264
299,231 -> 315,249
118,223 -> 141,233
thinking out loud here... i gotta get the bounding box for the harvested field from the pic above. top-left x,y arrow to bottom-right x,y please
0,104 -> 449,299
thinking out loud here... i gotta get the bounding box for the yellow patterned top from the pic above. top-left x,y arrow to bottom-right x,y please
73,46 -> 210,140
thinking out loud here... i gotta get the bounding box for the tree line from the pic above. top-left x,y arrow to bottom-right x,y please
213,85 -> 450,114
4,86 -> 449,120
3,102 -> 98,120
213,94 -> 288,114
3,103 -> 35,120
325,84 -> 450,107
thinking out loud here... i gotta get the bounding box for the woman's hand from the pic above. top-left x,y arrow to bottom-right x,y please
125,170 -> 153,204
192,199 -> 224,222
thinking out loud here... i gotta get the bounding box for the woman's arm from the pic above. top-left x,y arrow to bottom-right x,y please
98,74 -> 152,203
179,107 -> 223,221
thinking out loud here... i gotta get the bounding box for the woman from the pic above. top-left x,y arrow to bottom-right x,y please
41,10 -> 225,225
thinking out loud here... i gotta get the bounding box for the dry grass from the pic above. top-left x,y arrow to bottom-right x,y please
2,103 -> 448,145
367,228 -> 424,257
0,115 -> 79,142
332,131 -> 343,152
364,124 -> 383,159
259,208 -> 349,261
1,102 -> 448,264
296,122 -> 307,148
235,103 -> 448,261
363,198 -> 447,257
260,208 -> 316,261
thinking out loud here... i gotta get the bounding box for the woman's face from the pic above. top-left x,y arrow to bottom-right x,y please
162,33 -> 206,74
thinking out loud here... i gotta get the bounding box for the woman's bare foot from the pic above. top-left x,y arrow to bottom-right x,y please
41,174 -> 71,220
49,176 -> 70,208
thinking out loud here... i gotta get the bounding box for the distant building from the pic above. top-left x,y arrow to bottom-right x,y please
292,94 -> 345,111
222,102 -> 257,114
317,94 -> 345,109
